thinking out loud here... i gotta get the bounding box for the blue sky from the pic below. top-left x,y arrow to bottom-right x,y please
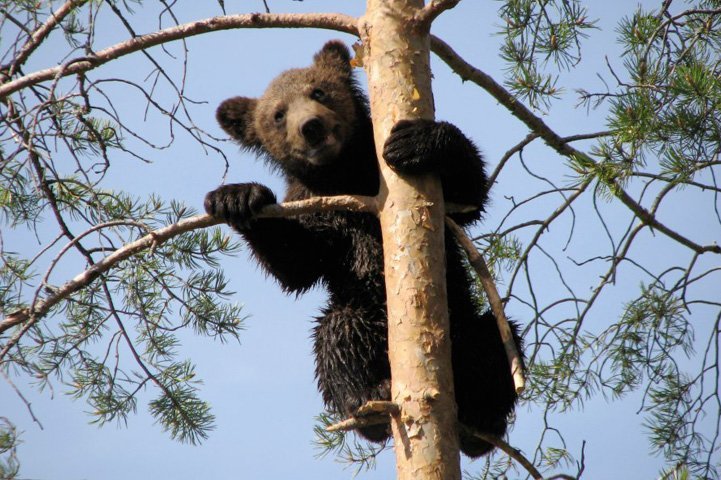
2,1 -> 718,479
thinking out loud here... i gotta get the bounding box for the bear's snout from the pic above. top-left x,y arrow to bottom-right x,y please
301,117 -> 326,147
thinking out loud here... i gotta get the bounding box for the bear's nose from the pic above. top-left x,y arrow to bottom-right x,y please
301,117 -> 326,146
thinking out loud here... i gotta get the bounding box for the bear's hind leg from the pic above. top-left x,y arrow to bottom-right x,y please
312,302 -> 391,442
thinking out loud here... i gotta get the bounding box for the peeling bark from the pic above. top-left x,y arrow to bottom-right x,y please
360,1 -> 461,478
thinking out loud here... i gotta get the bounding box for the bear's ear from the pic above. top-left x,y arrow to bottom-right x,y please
313,40 -> 352,75
216,96 -> 260,147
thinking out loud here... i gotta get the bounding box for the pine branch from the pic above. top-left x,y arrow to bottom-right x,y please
430,35 -> 576,157
0,194 -> 486,351
0,195 -> 377,354
0,0 -> 90,78
612,184 -> 721,255
430,35 -> 721,256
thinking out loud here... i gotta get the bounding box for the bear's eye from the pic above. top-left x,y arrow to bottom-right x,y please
310,88 -> 327,102
274,109 -> 286,124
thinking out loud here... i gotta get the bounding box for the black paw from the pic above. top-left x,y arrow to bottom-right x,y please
204,182 -> 276,229
382,119 -> 439,174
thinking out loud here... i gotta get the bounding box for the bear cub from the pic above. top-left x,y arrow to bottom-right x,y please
205,40 -> 522,457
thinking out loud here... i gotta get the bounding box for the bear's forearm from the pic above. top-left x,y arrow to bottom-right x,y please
239,218 -> 329,293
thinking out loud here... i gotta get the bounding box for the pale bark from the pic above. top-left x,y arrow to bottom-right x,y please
360,1 -> 461,479
1,5 -> 515,477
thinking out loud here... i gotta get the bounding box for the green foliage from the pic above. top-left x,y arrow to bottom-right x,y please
313,413 -> 388,475
465,453 -> 514,480
148,360 -> 215,445
0,419 -> 19,480
484,234 -> 522,278
492,6 -> 720,476
0,255 -> 33,315
1,1 -> 720,479
2,196 -> 244,447
0,0 -> 241,462
0,169 -> 43,228
605,286 -> 693,396
498,0 -> 596,109
581,4 -> 721,191
540,446 -> 573,470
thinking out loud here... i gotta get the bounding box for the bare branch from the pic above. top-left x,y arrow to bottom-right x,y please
0,369 -> 44,430
430,35 -> 578,159
416,0 -> 461,27
461,427 -> 544,480
613,184 -> 721,255
445,217 -> 526,394
506,179 -> 592,300
560,130 -> 613,143
1,0 -> 89,78
489,132 -> 539,187
0,13 -> 359,99
325,414 -> 391,433
326,400 -> 399,433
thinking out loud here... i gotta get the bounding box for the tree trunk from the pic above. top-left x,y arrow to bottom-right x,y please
360,2 -> 461,479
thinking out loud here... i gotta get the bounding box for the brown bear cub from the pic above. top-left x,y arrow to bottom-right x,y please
205,40 -> 523,457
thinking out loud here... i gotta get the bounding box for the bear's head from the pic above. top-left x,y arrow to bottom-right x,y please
217,41 -> 370,184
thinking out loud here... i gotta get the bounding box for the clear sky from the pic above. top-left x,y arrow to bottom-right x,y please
2,1 -> 716,479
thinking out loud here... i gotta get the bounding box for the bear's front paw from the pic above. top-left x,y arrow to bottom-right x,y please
382,119 -> 439,174
204,182 -> 276,229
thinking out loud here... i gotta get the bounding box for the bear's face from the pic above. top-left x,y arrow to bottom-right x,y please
217,42 -> 359,179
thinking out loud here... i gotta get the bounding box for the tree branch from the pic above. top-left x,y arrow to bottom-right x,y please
489,132 -> 539,187
0,195 -> 378,360
430,35 -> 721,256
325,414 -> 391,433
430,35 -> 578,158
326,400 -> 400,432
416,0 -> 461,27
612,184 -> 721,255
0,0 -> 89,78
465,428 -> 545,480
445,217 -> 526,394
0,12 -> 359,99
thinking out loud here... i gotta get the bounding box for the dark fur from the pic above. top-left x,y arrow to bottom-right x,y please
205,41 -> 523,457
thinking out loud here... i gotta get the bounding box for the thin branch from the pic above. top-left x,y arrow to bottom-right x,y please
0,368 -> 44,430
612,184 -> 721,255
462,427 -> 544,480
430,35 -> 721,256
356,400 -> 400,416
103,282 -> 199,440
560,130 -> 613,143
0,13 -> 359,99
489,132 -> 539,187
505,179 -> 592,306
325,414 -> 390,433
416,0 -> 461,27
445,217 -> 525,394
0,195 -> 378,342
1,0 -> 90,78
326,400 -> 400,433
430,35 -> 578,159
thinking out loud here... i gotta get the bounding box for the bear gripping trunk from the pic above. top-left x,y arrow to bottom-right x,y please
360,2 -> 462,479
